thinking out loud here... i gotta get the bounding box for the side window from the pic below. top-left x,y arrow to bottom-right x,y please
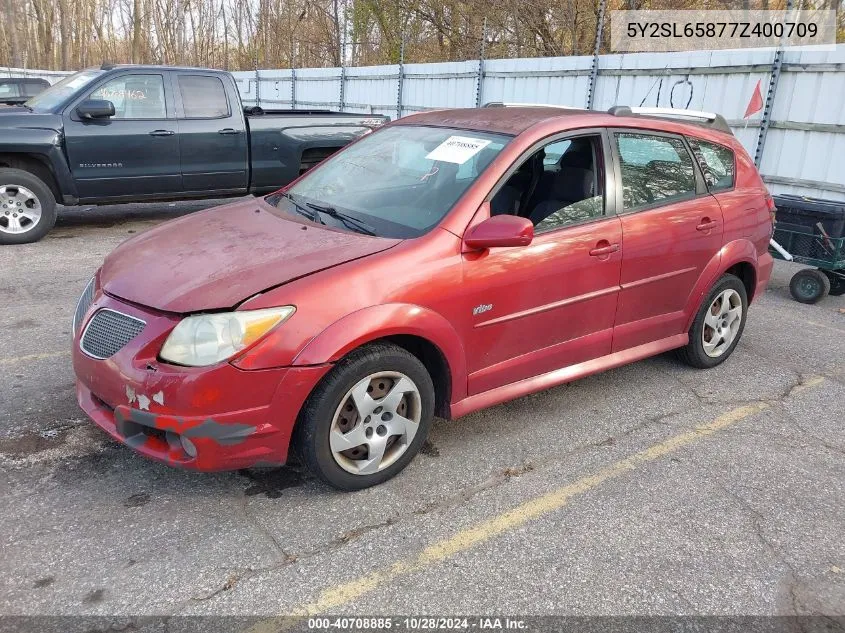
490,134 -> 605,233
542,140 -> 572,167
615,133 -> 696,211
688,138 -> 735,191
23,81 -> 47,96
89,74 -> 166,119
178,75 -> 229,118
0,83 -> 18,97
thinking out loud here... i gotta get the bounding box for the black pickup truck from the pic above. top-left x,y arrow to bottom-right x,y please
0,64 -> 387,244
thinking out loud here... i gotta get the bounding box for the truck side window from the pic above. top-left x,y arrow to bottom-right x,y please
178,75 -> 229,119
89,75 -> 166,120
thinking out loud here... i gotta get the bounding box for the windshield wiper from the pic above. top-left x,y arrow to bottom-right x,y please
279,192 -> 322,224
305,202 -> 376,236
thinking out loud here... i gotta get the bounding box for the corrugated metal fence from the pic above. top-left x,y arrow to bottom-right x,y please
5,44 -> 844,200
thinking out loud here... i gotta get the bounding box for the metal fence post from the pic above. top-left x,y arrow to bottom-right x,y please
397,29 -> 406,118
586,0 -> 607,110
754,0 -> 794,168
339,1 -> 347,112
475,18 -> 488,108
253,56 -> 261,107
291,68 -> 297,110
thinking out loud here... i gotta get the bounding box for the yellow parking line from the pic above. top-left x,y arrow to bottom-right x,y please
793,376 -> 826,393
0,351 -> 70,366
245,400 -> 784,632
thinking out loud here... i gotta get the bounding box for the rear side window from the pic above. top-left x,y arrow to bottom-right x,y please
615,132 -> 696,211
178,75 -> 229,118
688,138 -> 735,191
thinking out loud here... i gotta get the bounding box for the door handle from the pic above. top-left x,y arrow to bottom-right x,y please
149,129 -> 175,136
218,128 -> 240,135
696,218 -> 718,231
589,242 -> 620,257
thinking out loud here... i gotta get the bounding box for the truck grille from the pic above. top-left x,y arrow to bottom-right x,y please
80,309 -> 146,359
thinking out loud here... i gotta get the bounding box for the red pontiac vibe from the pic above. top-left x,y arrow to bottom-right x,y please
72,105 -> 775,490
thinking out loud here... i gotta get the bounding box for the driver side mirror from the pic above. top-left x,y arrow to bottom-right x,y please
76,99 -> 115,120
464,206 -> 534,250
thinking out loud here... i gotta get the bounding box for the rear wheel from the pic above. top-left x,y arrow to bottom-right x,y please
676,274 -> 748,369
823,270 -> 845,297
0,168 -> 57,245
293,342 -> 434,491
789,268 -> 830,304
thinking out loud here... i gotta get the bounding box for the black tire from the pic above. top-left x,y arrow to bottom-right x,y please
0,168 -> 57,245
676,274 -> 748,369
823,270 -> 845,297
292,342 -> 435,491
789,268 -> 830,304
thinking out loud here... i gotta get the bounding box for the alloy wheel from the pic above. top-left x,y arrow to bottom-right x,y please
702,288 -> 743,358
329,371 -> 422,475
0,185 -> 42,235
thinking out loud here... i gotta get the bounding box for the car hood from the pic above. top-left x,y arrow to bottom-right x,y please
101,198 -> 400,313
0,110 -> 62,133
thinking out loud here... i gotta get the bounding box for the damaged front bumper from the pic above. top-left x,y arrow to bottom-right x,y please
73,293 -> 331,471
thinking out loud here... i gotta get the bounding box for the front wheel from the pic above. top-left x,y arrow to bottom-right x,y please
676,274 -> 748,369
293,342 -> 435,491
0,168 -> 57,245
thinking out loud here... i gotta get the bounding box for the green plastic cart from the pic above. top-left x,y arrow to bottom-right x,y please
770,227 -> 845,303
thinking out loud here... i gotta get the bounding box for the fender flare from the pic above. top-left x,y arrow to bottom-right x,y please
293,303 -> 468,403
683,239 -> 758,331
0,133 -> 78,200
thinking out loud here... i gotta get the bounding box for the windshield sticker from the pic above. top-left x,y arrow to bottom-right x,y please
425,136 -> 492,164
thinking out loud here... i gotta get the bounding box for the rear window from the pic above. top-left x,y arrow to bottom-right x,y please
688,138 -> 735,191
178,75 -> 229,118
22,81 -> 47,95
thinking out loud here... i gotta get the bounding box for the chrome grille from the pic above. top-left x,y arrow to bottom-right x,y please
73,277 -> 96,334
80,309 -> 146,359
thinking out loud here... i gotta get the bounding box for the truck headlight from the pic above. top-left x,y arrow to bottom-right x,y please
159,306 -> 295,367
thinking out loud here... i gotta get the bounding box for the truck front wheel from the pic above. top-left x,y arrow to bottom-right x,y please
0,168 -> 57,245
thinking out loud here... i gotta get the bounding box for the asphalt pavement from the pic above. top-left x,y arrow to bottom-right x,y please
1,199 -> 843,626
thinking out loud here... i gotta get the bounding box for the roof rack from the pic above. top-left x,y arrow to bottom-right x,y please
608,106 -> 733,135
483,102 -> 583,110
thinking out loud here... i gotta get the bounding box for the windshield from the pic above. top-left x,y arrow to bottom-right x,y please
25,70 -> 104,112
278,125 -> 510,238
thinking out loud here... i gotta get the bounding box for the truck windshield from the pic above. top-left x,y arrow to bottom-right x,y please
279,125 -> 510,238
25,70 -> 104,113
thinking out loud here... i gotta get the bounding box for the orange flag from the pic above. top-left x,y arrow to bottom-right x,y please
744,80 -> 764,118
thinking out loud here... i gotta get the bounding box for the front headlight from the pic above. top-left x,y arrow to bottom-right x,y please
159,306 -> 296,367
73,276 -> 96,336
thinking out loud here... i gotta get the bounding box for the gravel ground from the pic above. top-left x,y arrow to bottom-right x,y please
1,199 -> 843,629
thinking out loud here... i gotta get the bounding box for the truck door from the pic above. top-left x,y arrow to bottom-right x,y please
174,73 -> 249,193
63,72 -> 181,200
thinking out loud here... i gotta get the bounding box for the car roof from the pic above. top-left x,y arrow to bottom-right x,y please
395,106 -> 589,136
91,63 -> 226,73
0,77 -> 48,84
394,106 -> 736,143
